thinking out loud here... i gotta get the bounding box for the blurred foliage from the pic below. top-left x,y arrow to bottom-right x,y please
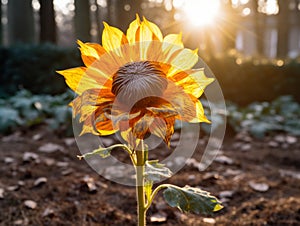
0,44 -> 81,97
206,55 -> 300,105
0,90 -> 299,138
0,89 -> 73,135
227,95 -> 300,138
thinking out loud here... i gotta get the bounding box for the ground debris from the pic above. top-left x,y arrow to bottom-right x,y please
23,152 -> 39,163
214,155 -> 234,165
150,211 -> 167,223
0,188 -> 4,199
81,175 -> 97,193
38,143 -> 64,153
248,181 -> 269,192
24,200 -> 37,209
33,177 -> 47,187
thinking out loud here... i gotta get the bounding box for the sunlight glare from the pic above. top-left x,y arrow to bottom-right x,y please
177,0 -> 220,27
54,0 -> 74,15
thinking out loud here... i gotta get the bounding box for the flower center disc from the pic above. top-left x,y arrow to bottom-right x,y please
112,61 -> 168,107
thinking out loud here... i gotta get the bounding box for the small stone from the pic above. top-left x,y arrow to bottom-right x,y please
38,143 -> 64,153
214,155 -> 234,165
64,138 -> 75,146
24,200 -> 37,209
32,133 -> 43,141
2,132 -> 23,142
61,168 -> 73,176
14,219 -> 29,225
43,158 -> 55,166
203,218 -> 216,224
23,152 -> 39,162
82,175 -> 97,193
279,169 -> 300,180
219,190 -> 235,199
241,144 -> 251,151
274,135 -> 285,143
233,142 -> 243,149
56,161 -> 69,167
188,175 -> 196,181
223,169 -> 243,176
33,177 -> 47,187
42,207 -> 55,217
18,181 -> 25,186
249,181 -> 269,192
0,188 -> 4,199
7,185 -> 19,191
4,157 -> 14,164
268,141 -> 279,148
150,212 -> 167,223
286,136 -> 297,144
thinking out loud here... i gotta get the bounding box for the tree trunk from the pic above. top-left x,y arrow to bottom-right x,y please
0,1 -> 2,45
253,0 -> 265,56
277,0 -> 289,58
39,0 -> 56,43
75,0 -> 91,42
109,0 -> 142,32
7,0 -> 35,45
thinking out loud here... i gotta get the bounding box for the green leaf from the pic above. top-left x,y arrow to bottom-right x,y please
144,160 -> 172,183
163,185 -> 223,215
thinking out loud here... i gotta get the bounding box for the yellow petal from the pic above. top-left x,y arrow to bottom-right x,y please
142,17 -> 163,41
77,40 -> 106,66
126,15 -> 141,44
57,67 -> 98,94
189,98 -> 210,123
163,33 -> 183,47
174,69 -> 215,98
102,22 -> 128,52
167,48 -> 199,76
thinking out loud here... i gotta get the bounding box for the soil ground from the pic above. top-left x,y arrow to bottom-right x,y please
0,126 -> 299,226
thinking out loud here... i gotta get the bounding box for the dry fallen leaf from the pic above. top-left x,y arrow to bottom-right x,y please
24,200 -> 37,209
249,181 -> 269,192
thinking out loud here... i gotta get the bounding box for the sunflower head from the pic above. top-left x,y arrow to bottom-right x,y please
57,15 -> 214,148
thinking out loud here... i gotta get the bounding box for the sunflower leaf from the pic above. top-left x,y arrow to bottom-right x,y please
144,160 -> 172,183
77,144 -> 131,160
163,185 -> 223,215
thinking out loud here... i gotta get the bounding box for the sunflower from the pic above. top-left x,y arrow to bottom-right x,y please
57,16 -> 214,148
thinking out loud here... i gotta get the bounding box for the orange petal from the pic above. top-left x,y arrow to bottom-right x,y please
77,40 -> 106,66
102,22 -> 128,53
95,119 -> 118,135
132,115 -> 154,139
163,83 -> 197,122
149,117 -> 175,146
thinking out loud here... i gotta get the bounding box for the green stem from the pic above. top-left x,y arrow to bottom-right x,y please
136,140 -> 146,226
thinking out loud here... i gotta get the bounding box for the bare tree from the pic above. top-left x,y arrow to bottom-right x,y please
74,0 -> 91,42
39,0 -> 56,43
7,0 -> 35,45
277,0 -> 289,58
